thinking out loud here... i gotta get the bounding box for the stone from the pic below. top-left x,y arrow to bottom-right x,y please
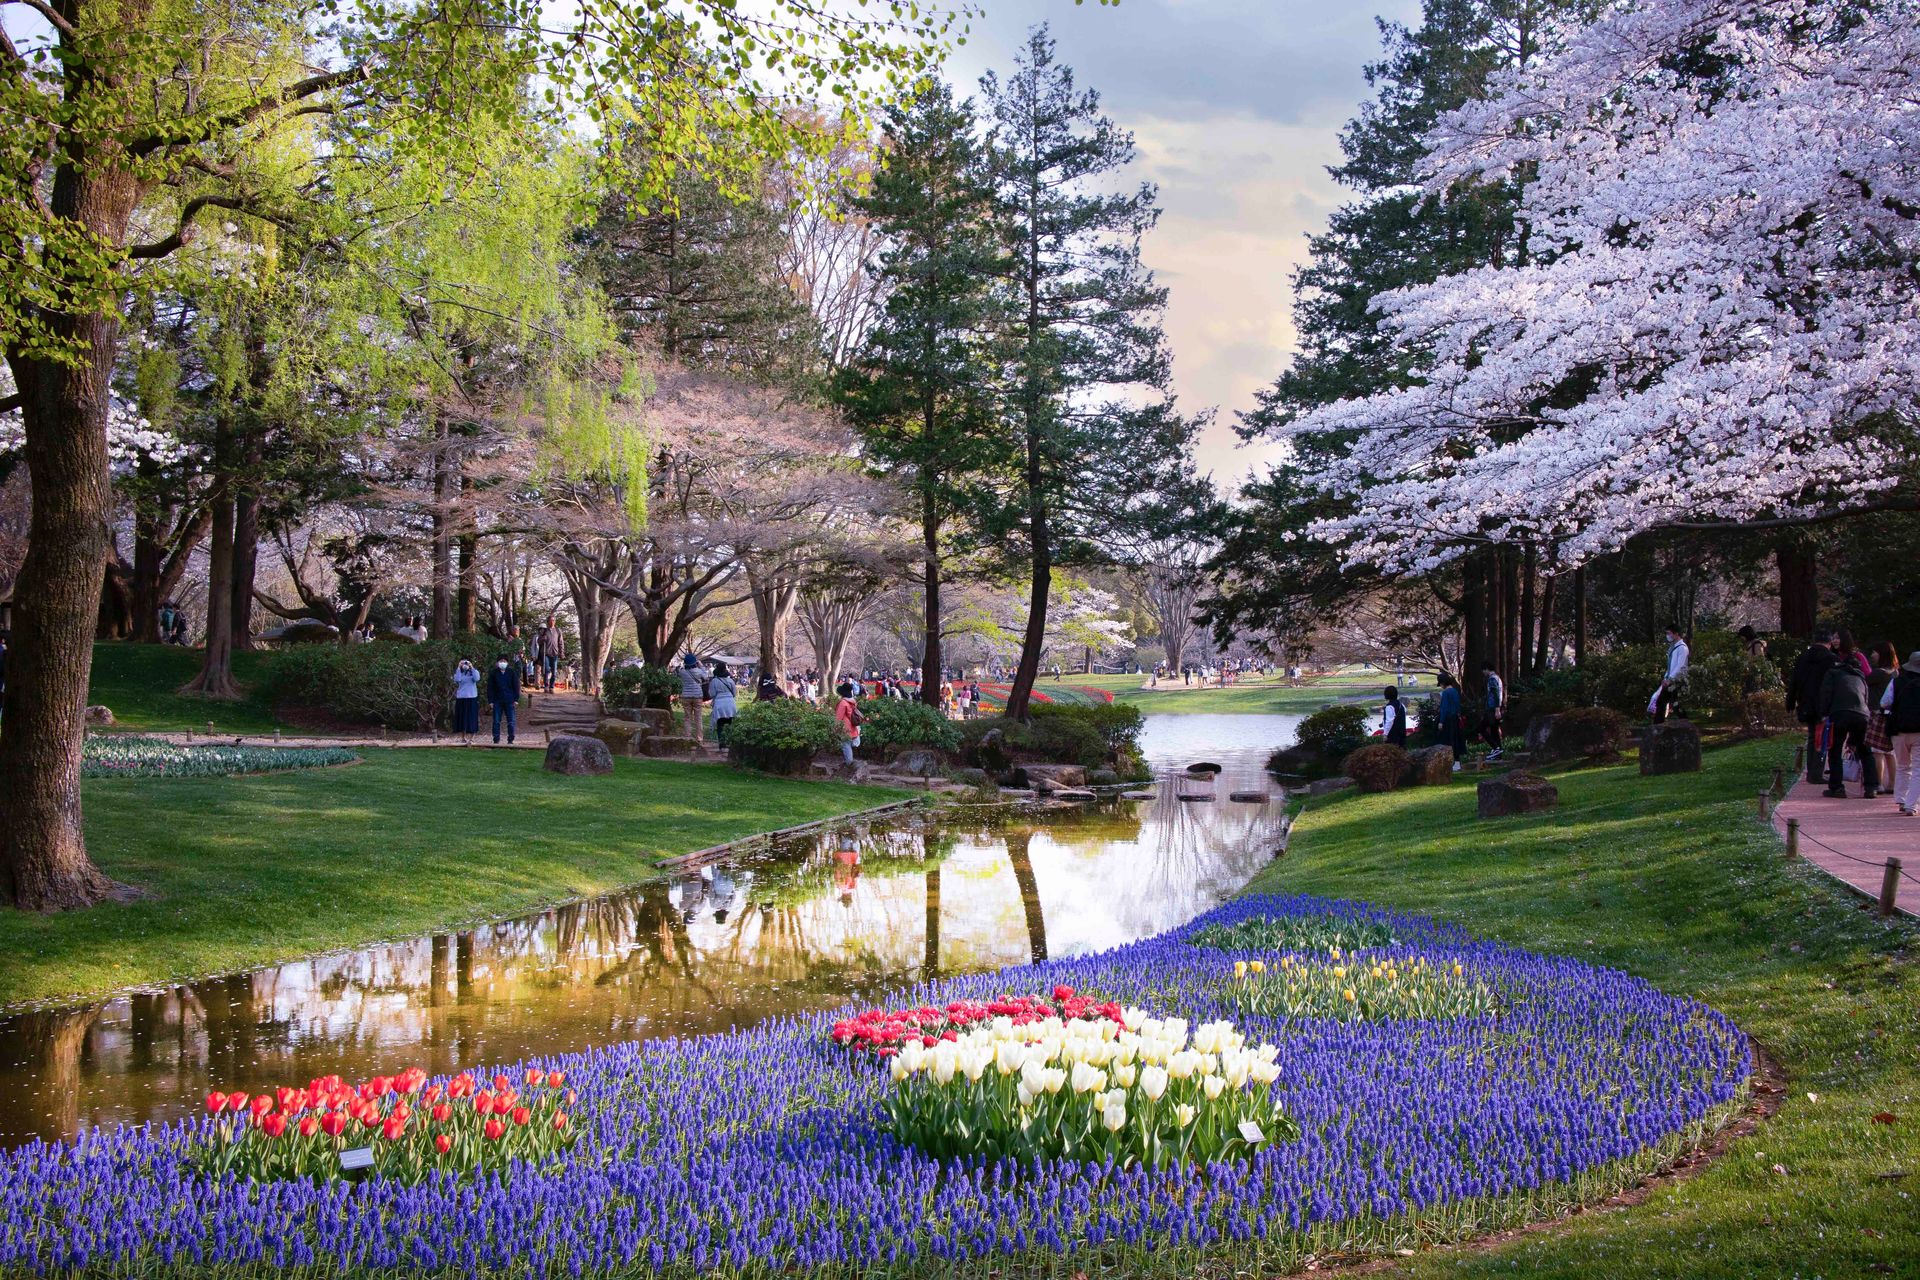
1120,789 -> 1156,800
82,705 -> 114,727
1052,787 -> 1098,801
1023,763 -> 1088,789
1523,714 -> 1560,756
1404,745 -> 1454,786
891,748 -> 948,777
1186,761 -> 1223,775
1306,776 -> 1354,797
610,707 -> 675,736
594,719 -> 648,757
1640,720 -> 1702,775
1087,768 -> 1123,787
1476,770 -> 1559,818
1229,790 -> 1271,803
1264,744 -> 1319,777
998,787 -> 1037,799
544,733 -> 614,776
638,735 -> 702,758
950,766 -> 993,787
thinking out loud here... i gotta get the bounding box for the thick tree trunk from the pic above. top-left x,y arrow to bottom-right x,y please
0,347 -> 125,909
749,573 -> 796,685
1534,572 -> 1556,673
130,510 -> 164,644
182,480 -> 239,699
919,484 -> 943,708
230,490 -> 259,651
455,527 -> 479,634
1775,544 -> 1817,638
1573,565 -> 1588,668
1005,830 -> 1048,963
97,557 -> 133,639
429,418 -> 454,640
1461,551 -> 1489,704
1518,545 -> 1537,678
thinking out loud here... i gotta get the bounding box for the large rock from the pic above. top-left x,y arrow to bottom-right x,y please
1023,763 -> 1088,789
544,733 -> 614,776
949,766 -> 993,788
609,706 -> 675,735
638,735 -> 702,758
1524,714 -> 1560,756
594,719 -> 648,757
1404,745 -> 1454,786
82,705 -> 115,727
1306,776 -> 1354,797
1640,720 -> 1702,775
1088,768 -> 1123,787
889,747 -> 949,777
1476,770 -> 1558,818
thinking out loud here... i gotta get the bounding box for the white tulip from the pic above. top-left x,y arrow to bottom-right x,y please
1102,1099 -> 1127,1132
1111,1062 -> 1137,1088
1174,1103 -> 1196,1128
995,1041 -> 1027,1076
1070,1061 -> 1107,1095
1043,1068 -> 1066,1095
1138,1064 -> 1168,1101
1167,1051 -> 1200,1080
1203,1075 -> 1226,1100
1251,1060 -> 1281,1085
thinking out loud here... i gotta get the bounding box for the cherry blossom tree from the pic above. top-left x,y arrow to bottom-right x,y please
1288,0 -> 1920,573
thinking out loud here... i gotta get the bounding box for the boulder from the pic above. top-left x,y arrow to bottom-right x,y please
1306,776 -> 1353,797
1186,761 -> 1223,775
544,734 -> 614,776
1523,714 -> 1560,756
890,748 -> 949,777
1640,720 -> 1702,775
1051,787 -> 1098,801
949,766 -> 993,788
1404,745 -> 1454,786
82,705 -> 114,727
594,719 -> 648,757
1023,763 -> 1088,789
1088,768 -> 1123,787
609,706 -> 675,735
639,735 -> 702,759
1265,744 -> 1319,777
1121,789 -> 1156,800
1476,770 -> 1558,818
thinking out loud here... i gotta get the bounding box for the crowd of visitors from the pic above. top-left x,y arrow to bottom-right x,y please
1786,629 -> 1920,814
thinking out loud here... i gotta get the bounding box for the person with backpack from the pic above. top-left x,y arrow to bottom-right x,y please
1380,686 -> 1407,748
486,652 -> 520,746
834,686 -> 863,765
451,658 -> 481,745
709,660 -> 739,747
1881,650 -> 1920,815
1786,629 -> 1841,783
678,652 -> 710,745
1479,662 -> 1507,760
1817,638 -> 1878,799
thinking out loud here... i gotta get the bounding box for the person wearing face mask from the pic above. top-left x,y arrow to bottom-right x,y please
486,651 -> 522,746
452,658 -> 481,745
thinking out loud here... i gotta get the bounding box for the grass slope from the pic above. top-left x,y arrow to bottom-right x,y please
1252,737 -> 1919,1278
3,751 -> 906,1007
1051,671 -> 1431,716
85,642 -> 282,734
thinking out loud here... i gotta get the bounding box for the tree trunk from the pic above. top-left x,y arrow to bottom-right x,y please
0,344 -> 126,909
230,489 -> 260,651
182,479 -> 240,699
1573,565 -> 1588,668
97,557 -> 133,639
455,527 -> 479,634
922,865 -> 941,978
1005,830 -> 1048,963
1519,544 -> 1537,678
1461,551 -> 1489,703
919,483 -> 943,708
1775,543 -> 1817,638
1534,572 -> 1556,673
750,572 -> 797,685
429,417 -> 453,640
130,511 -> 164,644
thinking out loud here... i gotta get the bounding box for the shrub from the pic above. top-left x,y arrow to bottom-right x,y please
1685,651 -> 1783,722
263,634 -> 519,730
601,663 -> 678,711
1296,704 -> 1371,760
855,698 -> 962,756
1543,706 -> 1630,759
1733,690 -> 1796,737
1506,668 -> 1585,728
1188,912 -> 1395,954
726,699 -> 844,774
1341,743 -> 1410,793
958,705 -> 1135,771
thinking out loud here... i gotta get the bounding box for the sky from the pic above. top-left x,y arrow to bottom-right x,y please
939,0 -> 1423,484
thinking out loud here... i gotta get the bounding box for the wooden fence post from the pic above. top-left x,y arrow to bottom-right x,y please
1879,858 -> 1903,918
1786,818 -> 1800,859
1757,791 -> 1771,819
1771,766 -> 1786,798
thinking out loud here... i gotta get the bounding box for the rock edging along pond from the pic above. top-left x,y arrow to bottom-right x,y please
0,895 -> 1750,1278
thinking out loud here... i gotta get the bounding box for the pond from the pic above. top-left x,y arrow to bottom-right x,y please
0,712 -> 1300,1147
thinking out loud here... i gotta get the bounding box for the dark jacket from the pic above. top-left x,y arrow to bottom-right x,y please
1817,664 -> 1869,721
1889,670 -> 1920,736
1786,644 -> 1838,723
486,661 -> 520,706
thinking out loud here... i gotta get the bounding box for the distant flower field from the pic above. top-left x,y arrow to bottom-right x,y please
81,738 -> 359,779
0,895 -> 1748,1278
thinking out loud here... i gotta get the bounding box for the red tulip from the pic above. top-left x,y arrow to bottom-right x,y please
474,1092 -> 494,1115
511,1107 -> 530,1126
258,1113 -> 287,1138
435,1134 -> 452,1155
546,1070 -> 565,1088
451,1073 -> 474,1098
553,1113 -> 568,1131
320,1112 -> 347,1138
298,1115 -> 319,1138
524,1068 -> 543,1087
431,1103 -> 451,1123
483,1118 -> 505,1142
205,1091 -> 229,1114
1052,984 -> 1075,1002
423,1084 -> 443,1104
382,1116 -> 407,1141
227,1091 -> 250,1112
250,1095 -> 275,1119
391,1101 -> 411,1123
368,1076 -> 392,1099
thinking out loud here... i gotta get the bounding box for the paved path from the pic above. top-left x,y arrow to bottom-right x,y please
1771,778 -> 1920,917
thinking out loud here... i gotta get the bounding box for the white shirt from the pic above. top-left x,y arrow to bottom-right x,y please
1381,702 -> 1404,736
1665,639 -> 1690,682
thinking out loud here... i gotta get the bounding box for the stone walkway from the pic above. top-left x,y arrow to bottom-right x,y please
1771,777 -> 1920,918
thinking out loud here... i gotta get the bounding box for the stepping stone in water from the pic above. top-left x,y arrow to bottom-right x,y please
1229,791 -> 1270,803
1120,789 -> 1156,800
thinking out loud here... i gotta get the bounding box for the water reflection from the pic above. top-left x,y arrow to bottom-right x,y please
0,712 -> 1298,1146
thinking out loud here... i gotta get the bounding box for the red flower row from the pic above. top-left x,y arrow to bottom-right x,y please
830,986 -> 1124,1055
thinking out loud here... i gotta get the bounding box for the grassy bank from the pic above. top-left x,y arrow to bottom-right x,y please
1253,737 -> 1919,1277
3,751 -> 907,1007
85,642 -> 283,734
1048,670 -> 1430,715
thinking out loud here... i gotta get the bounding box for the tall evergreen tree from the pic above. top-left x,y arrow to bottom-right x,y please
836,83 -> 1009,705
981,27 -> 1198,720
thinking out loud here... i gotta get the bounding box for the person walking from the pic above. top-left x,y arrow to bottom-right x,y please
534,615 -> 564,693
1380,686 -> 1407,748
1738,625 -> 1768,694
1867,641 -> 1900,790
709,660 -> 739,748
451,658 -> 482,745
1479,662 -> 1507,760
1652,624 -> 1690,723
834,686 -> 862,765
678,652 -> 710,745
1436,673 -> 1467,769
1817,638 -> 1878,798
486,652 -> 520,746
1881,650 -> 1920,816
1786,629 -> 1840,783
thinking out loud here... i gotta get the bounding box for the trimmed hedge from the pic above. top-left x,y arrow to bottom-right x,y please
856,699 -> 963,756
263,635 -> 520,731
727,699 -> 845,774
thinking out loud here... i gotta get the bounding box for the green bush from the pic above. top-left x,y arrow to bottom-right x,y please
1041,701 -> 1145,755
1296,704 -> 1371,761
856,698 -> 962,756
1538,706 -> 1630,760
957,704 -> 1139,771
1506,668 -> 1585,728
1685,651 -> 1783,721
1341,743 -> 1410,793
726,699 -> 845,774
263,634 -> 519,730
602,663 -> 678,711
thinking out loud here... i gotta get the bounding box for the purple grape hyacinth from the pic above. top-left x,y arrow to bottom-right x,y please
0,895 -> 1749,1276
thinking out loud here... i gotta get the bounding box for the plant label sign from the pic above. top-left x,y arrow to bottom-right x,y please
1238,1120 -> 1265,1144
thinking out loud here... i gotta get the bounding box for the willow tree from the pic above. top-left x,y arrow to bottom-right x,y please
0,0 -> 961,910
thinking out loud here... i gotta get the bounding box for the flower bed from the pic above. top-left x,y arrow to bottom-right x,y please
80,738 -> 359,779
0,895 -> 1750,1278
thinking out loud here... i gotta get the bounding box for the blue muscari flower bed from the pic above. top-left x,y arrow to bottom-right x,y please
81,739 -> 359,779
0,895 -> 1749,1276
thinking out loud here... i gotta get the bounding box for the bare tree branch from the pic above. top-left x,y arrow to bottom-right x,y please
125,65 -> 367,158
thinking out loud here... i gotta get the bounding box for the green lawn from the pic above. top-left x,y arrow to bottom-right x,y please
3,750 -> 907,1007
1044,669 -> 1430,715
85,641 -> 284,734
1253,737 -> 1919,1277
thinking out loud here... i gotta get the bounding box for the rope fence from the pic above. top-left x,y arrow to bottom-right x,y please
1768,762 -> 1915,919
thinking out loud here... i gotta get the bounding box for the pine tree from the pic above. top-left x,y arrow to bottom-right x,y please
981,27 -> 1198,719
835,83 -> 1010,705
